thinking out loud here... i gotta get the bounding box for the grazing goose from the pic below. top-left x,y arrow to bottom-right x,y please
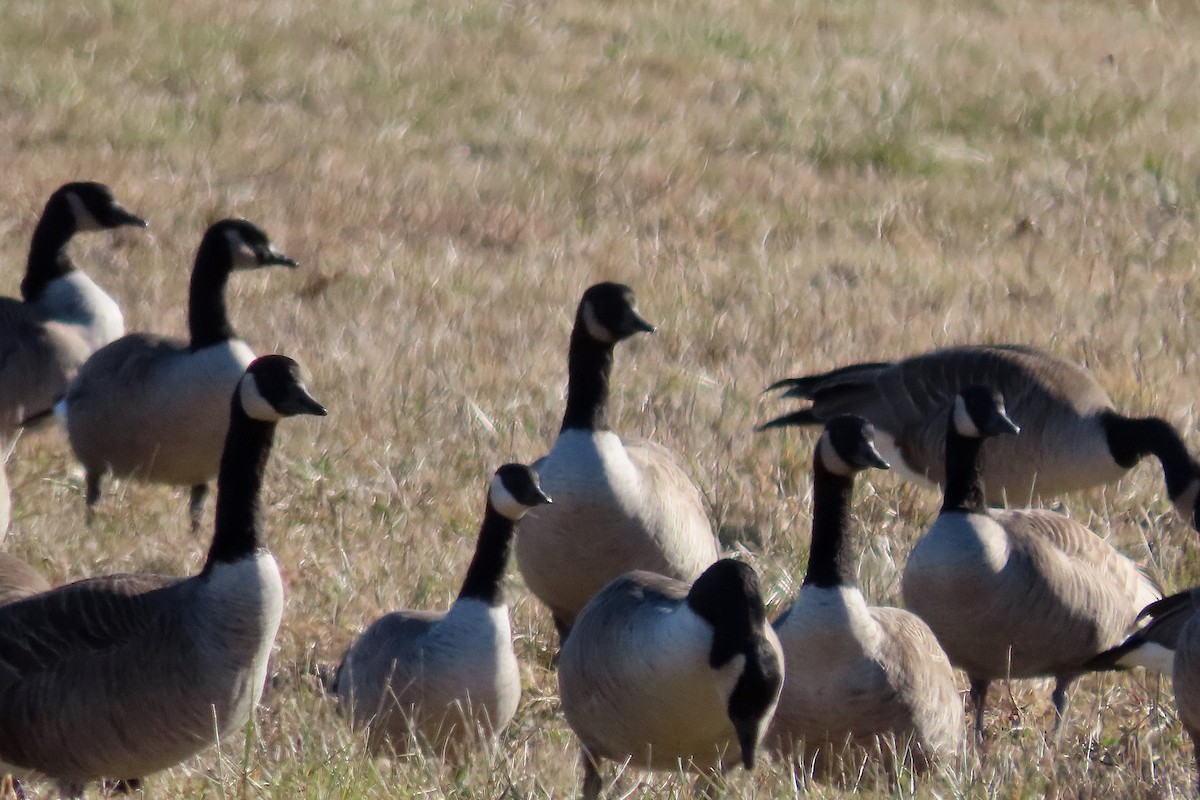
901,386 -> 1160,737
335,463 -> 551,756
763,345 -> 1200,525
0,182 -> 146,436
516,282 -> 719,638
60,218 -> 297,532
558,558 -> 784,800
762,416 -> 962,778
0,355 -> 325,798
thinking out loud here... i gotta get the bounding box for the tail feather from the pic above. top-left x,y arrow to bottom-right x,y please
1083,588 -> 1196,674
765,361 -> 893,399
755,408 -> 822,432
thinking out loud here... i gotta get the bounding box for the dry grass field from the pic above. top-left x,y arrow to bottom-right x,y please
3,0 -> 1200,796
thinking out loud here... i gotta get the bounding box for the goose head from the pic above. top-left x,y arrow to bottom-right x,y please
489,463 -> 553,521
576,282 -> 656,345
208,219 -> 298,272
51,181 -> 148,233
686,558 -> 784,771
953,385 -> 1021,439
813,415 -> 892,477
238,355 -> 327,422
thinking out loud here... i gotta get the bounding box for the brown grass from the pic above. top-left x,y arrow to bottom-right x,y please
3,0 -> 1200,796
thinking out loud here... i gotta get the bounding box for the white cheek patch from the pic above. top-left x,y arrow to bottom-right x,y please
239,376 -> 284,422
223,228 -> 260,268
953,396 -> 981,437
713,652 -> 747,701
490,475 -> 531,521
581,301 -> 615,344
67,192 -> 102,231
817,433 -> 855,476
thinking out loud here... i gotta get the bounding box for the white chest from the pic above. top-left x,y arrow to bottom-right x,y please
38,272 -> 124,349
907,511 -> 1010,578
190,552 -> 285,675
540,429 -> 641,506
776,585 -> 883,662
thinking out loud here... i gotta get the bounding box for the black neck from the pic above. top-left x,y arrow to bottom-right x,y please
1103,411 -> 1200,499
202,402 -> 274,571
456,500 -> 517,605
942,409 -> 988,514
189,236 -> 237,349
803,459 -> 858,589
560,325 -> 615,432
22,200 -> 75,303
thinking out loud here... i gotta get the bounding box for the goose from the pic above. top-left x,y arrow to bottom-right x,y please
558,558 -> 784,800
0,182 -> 146,436
334,463 -> 551,756
0,354 -> 325,797
515,282 -> 719,639
762,415 -> 962,778
60,218 -> 297,533
762,345 -> 1200,526
900,385 -> 1160,737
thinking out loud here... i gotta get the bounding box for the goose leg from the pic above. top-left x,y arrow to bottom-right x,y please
581,748 -> 603,800
1051,674 -> 1075,734
85,469 -> 103,526
189,484 -> 208,535
969,677 -> 990,741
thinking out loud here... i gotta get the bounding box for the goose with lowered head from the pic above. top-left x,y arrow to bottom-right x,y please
763,344 -> 1200,527
558,558 -> 784,799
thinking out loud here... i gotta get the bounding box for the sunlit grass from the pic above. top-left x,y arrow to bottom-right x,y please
3,0 -> 1200,796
